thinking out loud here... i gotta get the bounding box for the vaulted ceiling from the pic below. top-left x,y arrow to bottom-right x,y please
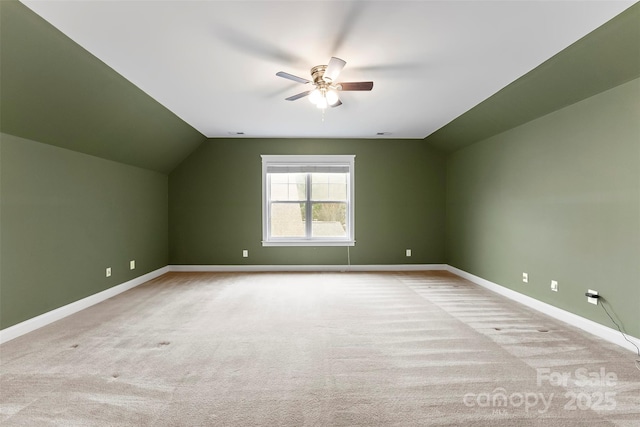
1,1 -> 638,173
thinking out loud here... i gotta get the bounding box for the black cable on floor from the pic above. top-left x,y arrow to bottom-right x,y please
599,298 -> 640,371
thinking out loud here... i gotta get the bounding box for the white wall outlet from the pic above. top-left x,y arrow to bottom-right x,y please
242,250 -> 249,258
406,249 -> 412,257
551,280 -> 558,292
106,267 -> 112,277
522,272 -> 528,283
587,289 -> 599,305
130,260 -> 135,270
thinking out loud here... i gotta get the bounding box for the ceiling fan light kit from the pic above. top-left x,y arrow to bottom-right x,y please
309,87 -> 339,108
277,57 -> 373,110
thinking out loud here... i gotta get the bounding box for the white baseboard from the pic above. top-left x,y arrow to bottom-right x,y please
0,264 -> 444,344
4,264 -> 637,355
169,264 -> 448,273
0,266 -> 170,345
446,265 -> 640,354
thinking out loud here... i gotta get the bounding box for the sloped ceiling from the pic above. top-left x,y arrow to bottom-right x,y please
0,0 -> 205,173
1,1 -> 638,173
426,2 -> 640,151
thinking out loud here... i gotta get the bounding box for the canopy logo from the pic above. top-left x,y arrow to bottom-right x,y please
463,367 -> 618,415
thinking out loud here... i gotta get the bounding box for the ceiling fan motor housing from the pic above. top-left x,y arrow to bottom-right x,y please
311,65 -> 329,85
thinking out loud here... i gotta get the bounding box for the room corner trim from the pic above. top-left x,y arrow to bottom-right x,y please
168,264 -> 448,272
446,265 -> 640,354
0,266 -> 170,345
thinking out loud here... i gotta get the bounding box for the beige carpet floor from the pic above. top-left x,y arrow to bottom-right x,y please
1,271 -> 639,426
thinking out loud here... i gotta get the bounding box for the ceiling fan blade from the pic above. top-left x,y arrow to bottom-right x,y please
285,90 -> 312,101
323,57 -> 346,83
337,81 -> 374,91
330,99 -> 343,108
330,3 -> 366,54
215,25 -> 305,65
276,72 -> 311,84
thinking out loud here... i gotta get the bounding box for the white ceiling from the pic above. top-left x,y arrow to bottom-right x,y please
21,1 -> 635,140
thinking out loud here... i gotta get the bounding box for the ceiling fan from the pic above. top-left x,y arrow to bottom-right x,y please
276,57 -> 373,109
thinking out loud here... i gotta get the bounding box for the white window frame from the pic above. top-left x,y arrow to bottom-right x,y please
261,154 -> 355,247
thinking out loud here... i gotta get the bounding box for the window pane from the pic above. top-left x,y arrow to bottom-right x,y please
311,202 -> 347,238
270,173 -> 306,201
270,202 -> 306,237
262,155 -> 354,246
311,173 -> 347,201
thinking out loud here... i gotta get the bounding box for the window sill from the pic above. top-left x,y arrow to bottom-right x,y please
262,240 -> 355,247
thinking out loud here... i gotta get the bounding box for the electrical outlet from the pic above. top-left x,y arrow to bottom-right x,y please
587,289 -> 599,305
106,267 -> 112,277
242,250 -> 249,258
522,272 -> 528,283
405,249 -> 412,257
551,280 -> 558,292
130,260 -> 135,270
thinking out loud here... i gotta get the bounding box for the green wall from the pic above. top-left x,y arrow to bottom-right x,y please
169,138 -> 446,266
446,78 -> 640,337
0,133 -> 169,329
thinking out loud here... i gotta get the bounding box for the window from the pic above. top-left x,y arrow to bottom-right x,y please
262,155 -> 355,246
